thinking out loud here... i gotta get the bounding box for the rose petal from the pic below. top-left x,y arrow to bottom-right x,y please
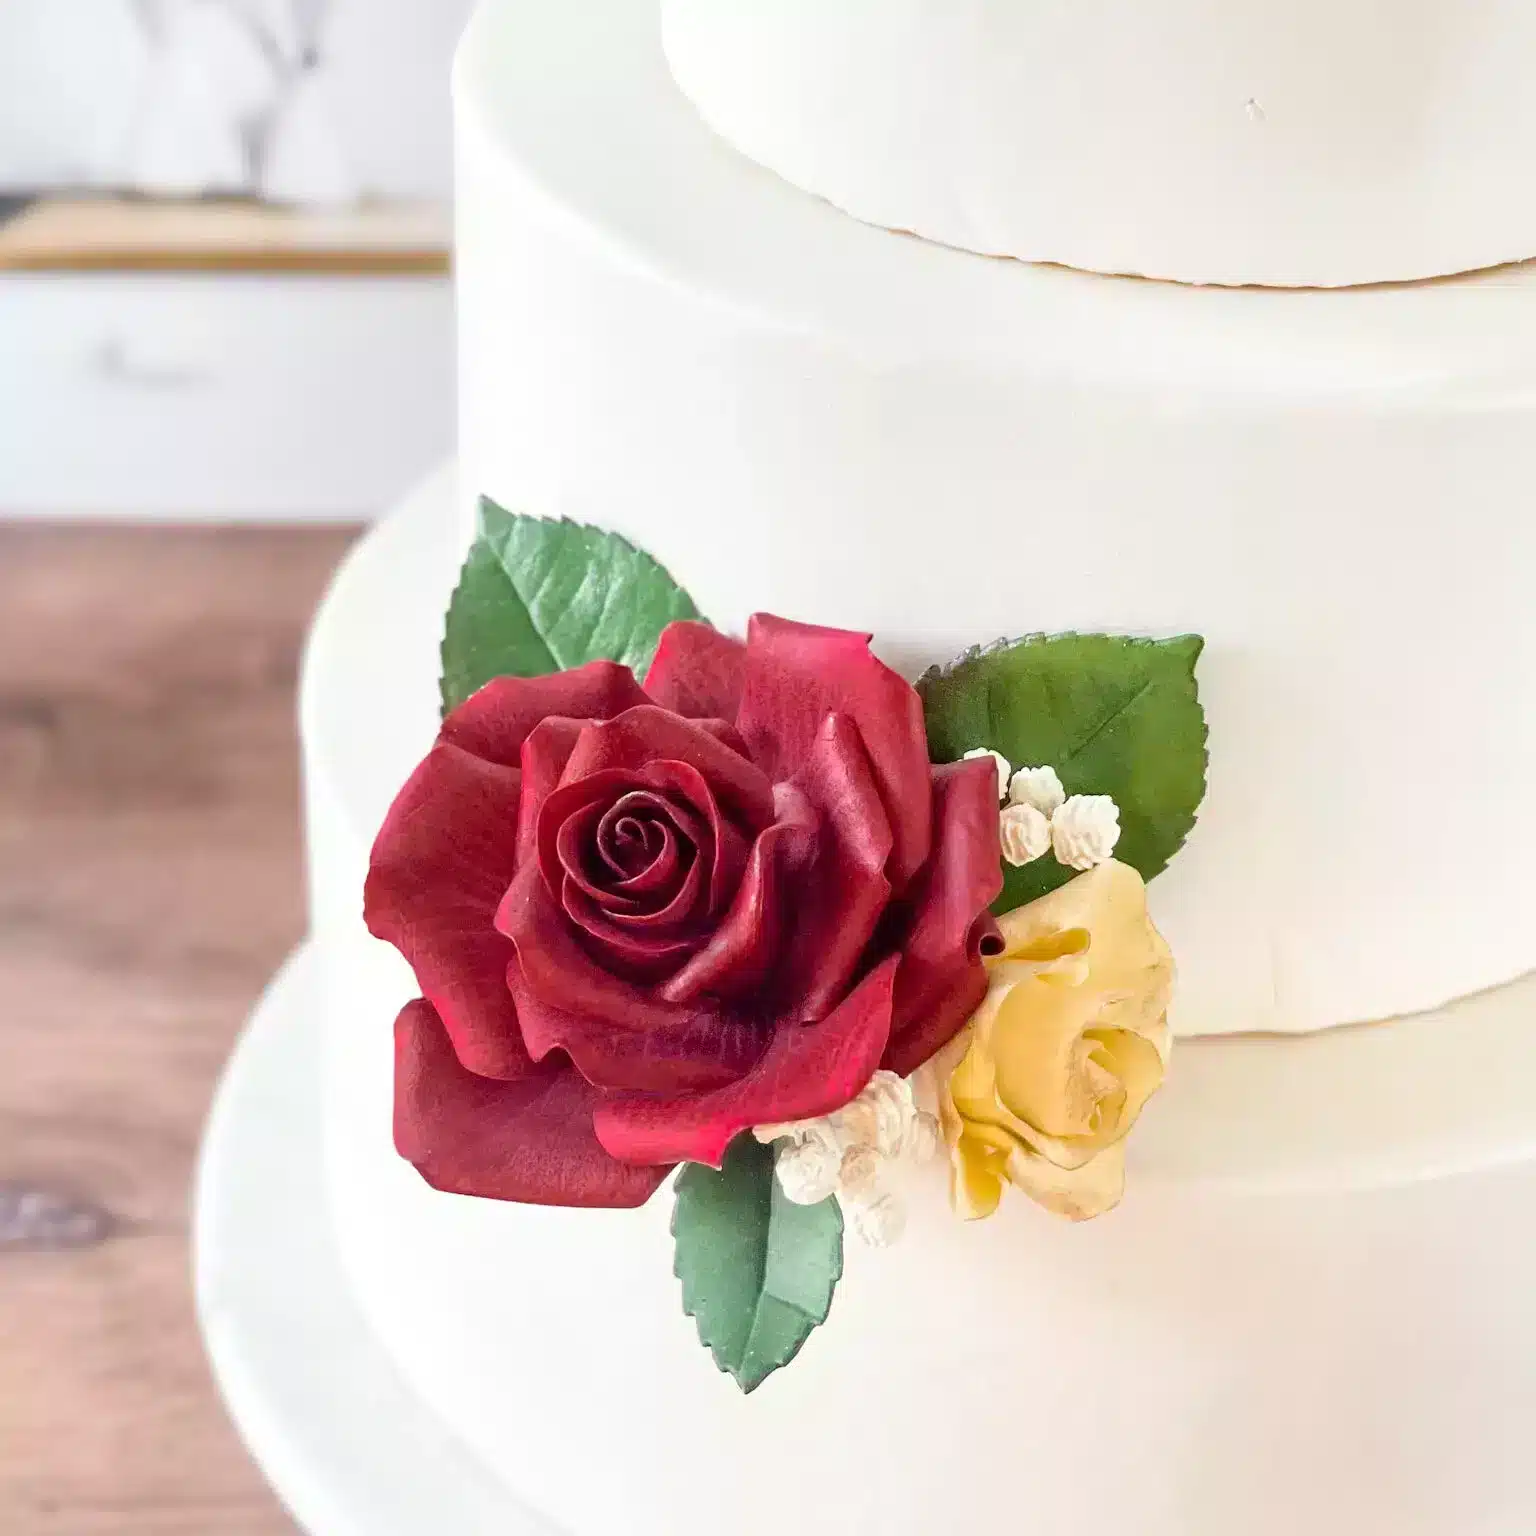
883,756 -> 1005,1078
775,714 -> 894,1021
644,621 -> 747,720
1004,1141 -> 1127,1223
520,720 -> 747,872
496,861 -> 701,1030
593,955 -> 900,1168
515,716 -> 586,864
950,1132 -> 1010,1222
365,742 -> 531,1080
509,957 -> 766,1094
443,661 -> 651,766
735,615 -> 933,888
634,759 -> 749,916
598,807 -> 672,885
560,882 -> 707,981
590,817 -> 692,912
656,808 -> 814,1004
393,999 -> 667,1208
553,795 -> 677,915
543,774 -> 706,918
558,707 -> 775,832
600,812 -> 665,879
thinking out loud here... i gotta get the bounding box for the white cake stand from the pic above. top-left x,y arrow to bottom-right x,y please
193,943 -> 554,1535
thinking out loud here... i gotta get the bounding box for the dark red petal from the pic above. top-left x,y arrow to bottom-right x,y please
775,714 -> 894,1020
558,707 -> 775,831
496,861 -> 700,1030
509,958 -> 766,1094
588,817 -> 691,913
638,759 -> 748,916
560,882 -> 706,982
596,805 -> 671,885
542,773 -> 705,915
365,742 -> 531,1080
552,795 -> 661,915
644,621 -> 748,720
883,757 -> 1006,1077
656,809 -> 812,1004
593,955 -> 900,1169
515,716 -> 586,864
393,999 -> 667,1208
443,661 -> 650,766
735,615 -> 933,888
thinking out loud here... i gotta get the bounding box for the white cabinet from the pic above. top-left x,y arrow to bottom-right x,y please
0,272 -> 453,519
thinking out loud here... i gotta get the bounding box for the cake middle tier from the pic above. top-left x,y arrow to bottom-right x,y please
455,0 -> 1536,1037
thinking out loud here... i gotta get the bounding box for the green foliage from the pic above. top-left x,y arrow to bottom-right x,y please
440,498 -> 702,714
920,633 -> 1207,911
672,1136 -> 844,1394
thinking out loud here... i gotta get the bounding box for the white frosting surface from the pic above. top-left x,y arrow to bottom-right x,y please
309,475 -> 1536,1536
663,0 -> 1536,287
301,9 -> 1536,1522
456,0 -> 1536,1038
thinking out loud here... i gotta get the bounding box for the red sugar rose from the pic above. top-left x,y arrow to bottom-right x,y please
366,615 -> 1003,1208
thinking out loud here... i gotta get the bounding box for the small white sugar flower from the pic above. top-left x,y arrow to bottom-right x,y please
1051,794 -> 1122,871
963,748 -> 1012,802
847,1190 -> 907,1248
836,1070 -> 916,1158
999,802 -> 1052,866
905,1110 -> 941,1164
838,1144 -> 882,1201
770,1128 -> 842,1206
754,1071 -> 933,1245
1008,764 -> 1066,817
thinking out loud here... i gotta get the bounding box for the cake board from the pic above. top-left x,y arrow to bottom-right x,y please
193,942 -> 555,1535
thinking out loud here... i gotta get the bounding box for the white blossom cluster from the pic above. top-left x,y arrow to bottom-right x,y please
754,1072 -> 939,1248
962,750 -> 1121,871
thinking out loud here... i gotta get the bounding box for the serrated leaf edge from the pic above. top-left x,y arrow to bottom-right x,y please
916,629 -> 1206,694
918,630 -> 1210,894
438,498 -> 704,717
480,501 -> 700,672
671,1159 -> 844,1395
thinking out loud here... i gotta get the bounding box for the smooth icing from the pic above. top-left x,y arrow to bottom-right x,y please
663,0 -> 1536,287
454,0 -> 1536,1037
308,467 -> 1536,1536
293,5 -> 1536,1524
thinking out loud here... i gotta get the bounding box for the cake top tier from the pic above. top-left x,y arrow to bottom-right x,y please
459,0 -> 1536,399
662,0 -> 1536,288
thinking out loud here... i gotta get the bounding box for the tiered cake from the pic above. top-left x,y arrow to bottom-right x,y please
303,1 -> 1536,1531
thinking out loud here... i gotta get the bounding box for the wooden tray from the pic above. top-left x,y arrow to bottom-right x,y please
0,197 -> 450,275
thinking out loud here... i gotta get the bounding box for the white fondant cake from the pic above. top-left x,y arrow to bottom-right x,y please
311,473 -> 1536,1536
299,1 -> 1536,1530
456,0 -> 1536,1041
663,0 -> 1536,288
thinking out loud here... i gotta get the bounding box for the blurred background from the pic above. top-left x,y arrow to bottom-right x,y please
0,1 -> 472,1527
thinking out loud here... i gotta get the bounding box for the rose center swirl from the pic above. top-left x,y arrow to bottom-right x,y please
551,784 -> 714,933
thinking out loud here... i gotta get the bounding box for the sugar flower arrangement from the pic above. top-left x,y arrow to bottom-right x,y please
365,501 -> 1207,1391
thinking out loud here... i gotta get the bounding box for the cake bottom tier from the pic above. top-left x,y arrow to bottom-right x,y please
322,917 -> 1536,1536
310,472 -> 1536,1535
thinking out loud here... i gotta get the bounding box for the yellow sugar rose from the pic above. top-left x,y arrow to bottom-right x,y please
936,860 -> 1173,1222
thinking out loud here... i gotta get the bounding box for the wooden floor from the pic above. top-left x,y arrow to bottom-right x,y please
0,523 -> 357,1534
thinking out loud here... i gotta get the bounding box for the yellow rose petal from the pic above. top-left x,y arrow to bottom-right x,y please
937,861 -> 1175,1223
1006,1140 -> 1128,1223
951,1133 -> 1010,1222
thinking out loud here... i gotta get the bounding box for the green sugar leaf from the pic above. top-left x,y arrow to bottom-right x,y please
919,633 -> 1208,912
672,1136 -> 844,1394
440,498 -> 704,714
